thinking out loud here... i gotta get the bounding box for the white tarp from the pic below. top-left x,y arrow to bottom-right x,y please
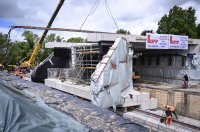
90,38 -> 134,111
191,55 -> 200,70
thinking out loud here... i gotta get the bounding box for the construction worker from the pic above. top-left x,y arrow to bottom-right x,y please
182,74 -> 190,88
164,104 -> 178,120
165,108 -> 172,125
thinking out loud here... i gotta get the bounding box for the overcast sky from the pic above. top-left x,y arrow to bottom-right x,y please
0,0 -> 200,41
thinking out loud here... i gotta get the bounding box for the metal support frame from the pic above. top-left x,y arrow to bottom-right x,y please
72,45 -> 99,82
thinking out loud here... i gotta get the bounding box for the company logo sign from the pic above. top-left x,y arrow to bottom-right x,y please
146,34 -> 188,49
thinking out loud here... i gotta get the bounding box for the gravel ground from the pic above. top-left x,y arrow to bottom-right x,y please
0,72 -> 147,132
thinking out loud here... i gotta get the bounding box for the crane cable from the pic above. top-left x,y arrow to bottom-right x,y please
104,0 -> 119,30
80,0 -> 119,30
79,0 -> 101,30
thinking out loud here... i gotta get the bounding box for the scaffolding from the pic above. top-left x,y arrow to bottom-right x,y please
72,44 -> 100,83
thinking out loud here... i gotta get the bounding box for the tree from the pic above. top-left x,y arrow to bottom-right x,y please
67,37 -> 85,43
197,24 -> 200,39
22,31 -> 39,59
0,33 -> 11,64
0,32 -> 28,65
141,30 -> 153,36
116,29 -> 131,34
7,41 -> 27,64
0,31 -> 66,65
37,33 -> 65,62
157,6 -> 198,38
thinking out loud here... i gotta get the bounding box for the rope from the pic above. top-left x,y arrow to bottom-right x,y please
79,0 -> 101,30
104,0 -> 119,30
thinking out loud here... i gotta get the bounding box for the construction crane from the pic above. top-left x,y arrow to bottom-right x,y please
10,0 -> 65,77
21,0 -> 65,66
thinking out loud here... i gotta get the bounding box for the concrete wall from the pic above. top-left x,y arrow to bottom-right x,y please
134,55 -> 200,84
189,95 -> 200,119
140,88 -> 200,120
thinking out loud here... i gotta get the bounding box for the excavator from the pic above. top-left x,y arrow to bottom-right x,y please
13,0 -> 65,78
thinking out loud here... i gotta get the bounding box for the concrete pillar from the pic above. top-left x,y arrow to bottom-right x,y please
183,92 -> 190,116
167,90 -> 174,106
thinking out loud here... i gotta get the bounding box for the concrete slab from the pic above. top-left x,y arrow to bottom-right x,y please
45,78 -> 91,100
45,79 -> 158,110
146,109 -> 200,128
141,92 -> 150,102
145,117 -> 161,129
123,112 -> 135,120
123,94 -> 141,107
140,101 -> 150,111
123,110 -> 199,132
149,98 -> 157,109
45,42 -> 97,48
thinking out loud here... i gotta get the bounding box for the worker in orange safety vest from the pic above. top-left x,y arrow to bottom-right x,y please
163,104 -> 178,120
165,108 -> 172,125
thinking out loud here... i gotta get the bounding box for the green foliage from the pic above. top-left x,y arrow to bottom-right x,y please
157,6 -> 199,38
7,41 -> 27,64
21,31 -> 39,60
37,33 -> 65,62
116,29 -> 131,34
22,31 -> 38,50
0,31 -> 66,65
0,33 -> 7,62
141,30 -> 153,36
67,37 -> 85,43
197,24 -> 200,39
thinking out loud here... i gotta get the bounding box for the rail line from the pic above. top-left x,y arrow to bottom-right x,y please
134,109 -> 200,131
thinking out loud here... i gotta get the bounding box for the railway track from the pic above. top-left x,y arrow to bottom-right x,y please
134,109 -> 200,131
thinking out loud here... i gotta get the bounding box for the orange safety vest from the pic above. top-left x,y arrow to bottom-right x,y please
166,105 -> 175,112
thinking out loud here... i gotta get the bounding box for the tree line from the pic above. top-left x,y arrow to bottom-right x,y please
0,31 -> 85,66
0,5 -> 200,65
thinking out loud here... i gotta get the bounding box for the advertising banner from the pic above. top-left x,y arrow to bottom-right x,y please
146,34 -> 188,49
168,35 -> 188,49
146,34 -> 168,49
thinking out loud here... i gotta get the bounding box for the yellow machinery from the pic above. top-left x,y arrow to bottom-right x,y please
132,71 -> 140,80
0,64 -> 4,71
20,0 -> 65,67
132,66 -> 140,81
4,0 -> 65,78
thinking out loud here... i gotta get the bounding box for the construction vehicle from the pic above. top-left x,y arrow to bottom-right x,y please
13,66 -> 29,78
0,64 -> 4,71
13,0 -> 65,77
132,66 -> 140,81
132,71 -> 140,80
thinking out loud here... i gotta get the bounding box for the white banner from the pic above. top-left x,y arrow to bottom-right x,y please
168,35 -> 188,49
146,34 -> 188,49
146,34 -> 168,49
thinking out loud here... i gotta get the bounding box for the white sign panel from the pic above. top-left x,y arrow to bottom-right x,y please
146,34 -> 188,49
146,34 -> 168,49
168,35 -> 188,49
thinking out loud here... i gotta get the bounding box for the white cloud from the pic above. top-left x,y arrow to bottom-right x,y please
0,0 -> 200,41
0,27 -> 24,41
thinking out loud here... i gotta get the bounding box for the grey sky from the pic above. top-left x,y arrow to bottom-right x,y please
0,0 -> 200,40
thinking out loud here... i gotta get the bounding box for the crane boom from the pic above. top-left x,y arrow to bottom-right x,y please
22,0 -> 65,66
